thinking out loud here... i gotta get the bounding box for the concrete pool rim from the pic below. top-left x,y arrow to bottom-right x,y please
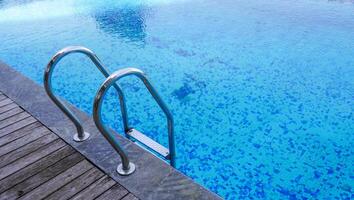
0,60 -> 222,200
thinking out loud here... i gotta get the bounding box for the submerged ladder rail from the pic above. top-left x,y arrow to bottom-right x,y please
44,46 -> 129,142
93,67 -> 176,168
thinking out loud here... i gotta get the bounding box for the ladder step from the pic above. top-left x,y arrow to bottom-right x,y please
127,129 -> 169,159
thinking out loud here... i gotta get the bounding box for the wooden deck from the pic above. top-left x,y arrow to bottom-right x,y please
0,91 -> 138,200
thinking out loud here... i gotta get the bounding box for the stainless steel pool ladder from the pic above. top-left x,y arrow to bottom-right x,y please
44,46 -> 128,142
93,67 -> 176,169
44,46 -> 175,175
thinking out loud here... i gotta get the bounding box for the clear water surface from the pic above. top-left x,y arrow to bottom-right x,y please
0,0 -> 353,199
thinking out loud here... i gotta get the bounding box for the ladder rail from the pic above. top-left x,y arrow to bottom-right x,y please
93,67 -> 176,167
44,46 -> 130,142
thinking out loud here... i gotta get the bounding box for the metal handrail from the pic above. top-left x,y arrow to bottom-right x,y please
93,67 -> 176,168
44,46 -> 129,142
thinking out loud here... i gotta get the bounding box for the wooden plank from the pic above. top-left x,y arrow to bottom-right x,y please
0,145 -> 75,193
0,99 -> 13,107
0,95 -> 6,101
0,122 -> 42,147
0,112 -> 31,129
46,168 -> 105,200
121,193 -> 139,200
0,126 -> 50,157
0,152 -> 82,199
0,103 -> 18,114
96,184 -> 129,200
0,152 -> 85,200
0,117 -> 37,138
0,92 -> 135,200
18,160 -> 93,200
70,175 -> 117,200
0,132 -> 57,167
0,107 -> 23,121
0,139 -> 65,180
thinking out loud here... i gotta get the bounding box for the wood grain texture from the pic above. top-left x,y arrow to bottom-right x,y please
0,146 -> 75,193
45,168 -> 104,200
96,184 -> 129,200
0,94 -> 6,101
0,103 -> 18,114
70,175 -> 117,200
0,93 -> 138,200
0,126 -> 50,157
0,117 -> 37,138
122,193 -> 140,200
0,98 -> 13,107
0,153 -> 84,200
18,160 -> 92,200
0,139 -> 65,180
0,106 -> 23,121
0,122 -> 42,147
0,112 -> 30,129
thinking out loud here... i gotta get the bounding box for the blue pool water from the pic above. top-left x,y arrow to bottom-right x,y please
0,0 -> 353,199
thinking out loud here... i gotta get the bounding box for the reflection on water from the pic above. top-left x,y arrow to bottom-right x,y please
0,0 -> 83,22
0,0 -> 149,45
94,7 -> 148,44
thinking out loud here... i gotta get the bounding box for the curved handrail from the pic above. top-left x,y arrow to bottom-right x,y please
93,68 -> 176,167
44,46 -> 130,142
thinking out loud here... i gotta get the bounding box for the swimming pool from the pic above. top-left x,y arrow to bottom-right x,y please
0,0 -> 353,199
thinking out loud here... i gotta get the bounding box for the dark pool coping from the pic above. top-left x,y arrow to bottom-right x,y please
0,60 -> 222,200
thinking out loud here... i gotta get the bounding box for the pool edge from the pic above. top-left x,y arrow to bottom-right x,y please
0,60 -> 222,200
